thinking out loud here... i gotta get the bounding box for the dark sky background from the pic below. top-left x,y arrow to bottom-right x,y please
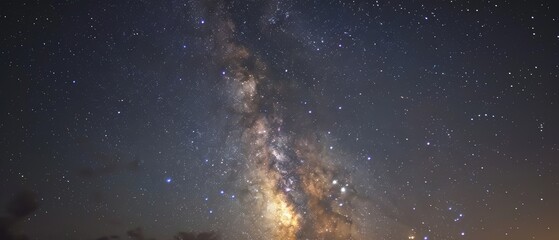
1,0 -> 558,240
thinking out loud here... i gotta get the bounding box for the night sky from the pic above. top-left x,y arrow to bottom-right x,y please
1,1 -> 559,239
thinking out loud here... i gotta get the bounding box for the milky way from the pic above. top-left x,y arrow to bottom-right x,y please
206,3 -> 366,239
